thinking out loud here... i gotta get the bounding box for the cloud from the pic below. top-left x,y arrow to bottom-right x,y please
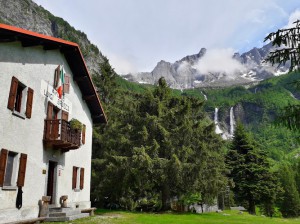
192,48 -> 245,75
106,54 -> 138,75
284,9 -> 300,28
177,61 -> 190,74
32,0 -> 300,73
246,9 -> 266,24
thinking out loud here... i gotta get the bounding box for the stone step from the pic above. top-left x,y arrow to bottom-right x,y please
45,213 -> 89,222
49,207 -> 74,213
49,209 -> 81,217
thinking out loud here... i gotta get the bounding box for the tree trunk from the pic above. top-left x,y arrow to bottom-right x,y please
248,197 -> 256,215
161,184 -> 170,211
200,203 -> 204,213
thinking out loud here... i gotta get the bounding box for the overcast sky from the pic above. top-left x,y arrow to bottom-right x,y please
32,0 -> 300,74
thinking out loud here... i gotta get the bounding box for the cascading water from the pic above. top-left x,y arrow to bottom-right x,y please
201,91 -> 207,101
229,107 -> 235,136
214,108 -> 223,134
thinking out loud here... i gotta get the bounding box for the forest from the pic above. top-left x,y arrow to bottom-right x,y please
90,53 -> 300,217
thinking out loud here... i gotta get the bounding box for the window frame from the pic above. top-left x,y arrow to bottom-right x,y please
7,76 -> 34,119
3,151 -> 19,187
0,149 -> 27,190
72,166 -> 84,191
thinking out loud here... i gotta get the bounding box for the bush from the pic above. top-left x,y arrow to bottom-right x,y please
119,197 -> 138,211
70,118 -> 83,131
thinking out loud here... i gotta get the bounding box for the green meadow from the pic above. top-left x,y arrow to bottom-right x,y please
44,210 -> 300,224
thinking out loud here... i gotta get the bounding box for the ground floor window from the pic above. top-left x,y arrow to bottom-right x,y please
72,166 -> 84,191
0,149 -> 27,188
4,151 -> 18,186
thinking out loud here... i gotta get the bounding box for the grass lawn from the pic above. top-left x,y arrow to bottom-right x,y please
44,209 -> 300,224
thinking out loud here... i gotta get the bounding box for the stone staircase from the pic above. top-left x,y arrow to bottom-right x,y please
45,207 -> 89,222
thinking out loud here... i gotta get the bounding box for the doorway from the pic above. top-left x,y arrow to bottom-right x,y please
47,161 -> 57,204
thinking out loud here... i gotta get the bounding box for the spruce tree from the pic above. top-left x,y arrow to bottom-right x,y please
92,76 -> 227,211
265,20 -> 300,132
278,164 -> 300,217
92,56 -> 118,104
296,159 -> 300,194
226,122 -> 280,215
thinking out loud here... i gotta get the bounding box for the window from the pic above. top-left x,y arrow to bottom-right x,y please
72,166 -> 84,190
15,84 -> 25,113
4,151 -> 17,186
7,76 -> 34,119
47,102 -> 68,121
52,107 -> 60,120
0,149 -> 27,188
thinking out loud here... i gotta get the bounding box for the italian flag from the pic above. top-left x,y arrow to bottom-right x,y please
57,66 -> 65,99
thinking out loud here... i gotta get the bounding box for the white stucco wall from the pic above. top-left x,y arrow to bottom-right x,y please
0,42 -> 94,223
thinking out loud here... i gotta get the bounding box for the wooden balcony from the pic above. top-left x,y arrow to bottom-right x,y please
43,119 -> 81,152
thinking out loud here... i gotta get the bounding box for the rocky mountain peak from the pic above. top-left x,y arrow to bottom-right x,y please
198,48 -> 207,56
126,42 -> 289,89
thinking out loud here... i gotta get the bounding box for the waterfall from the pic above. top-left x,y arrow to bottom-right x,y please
214,108 -> 218,124
229,107 -> 235,136
214,108 -> 223,134
289,91 -> 297,100
201,91 -> 207,101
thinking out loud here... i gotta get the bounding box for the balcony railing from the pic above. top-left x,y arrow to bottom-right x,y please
43,119 -> 81,151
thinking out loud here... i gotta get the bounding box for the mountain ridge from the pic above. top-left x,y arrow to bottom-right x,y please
0,0 -> 105,76
124,42 -> 289,89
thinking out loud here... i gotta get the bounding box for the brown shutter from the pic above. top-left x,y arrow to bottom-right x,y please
82,124 -> 86,144
54,65 -> 60,88
17,153 -> 27,187
25,88 -> 34,118
61,111 -> 69,121
72,166 -> 77,189
80,168 -> 84,190
0,149 -> 8,187
64,73 -> 70,94
7,76 -> 19,111
47,102 -> 53,119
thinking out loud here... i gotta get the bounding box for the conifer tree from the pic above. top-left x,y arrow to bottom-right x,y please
265,20 -> 300,132
92,76 -> 227,211
278,164 -> 300,217
295,159 -> 300,194
226,122 -> 280,215
92,56 -> 118,104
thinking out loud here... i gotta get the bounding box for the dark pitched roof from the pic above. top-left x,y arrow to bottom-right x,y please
0,23 -> 107,124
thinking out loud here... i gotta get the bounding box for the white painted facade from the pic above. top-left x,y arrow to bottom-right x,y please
0,41 -> 96,223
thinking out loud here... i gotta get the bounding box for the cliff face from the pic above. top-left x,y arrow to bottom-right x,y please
212,102 -> 266,139
0,0 -> 104,75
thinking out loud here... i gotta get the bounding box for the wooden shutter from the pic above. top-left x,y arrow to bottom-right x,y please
47,102 -> 53,119
0,149 -> 8,187
82,124 -> 86,145
25,88 -> 34,118
64,73 -> 70,94
72,166 -> 77,189
17,153 -> 27,187
80,168 -> 84,190
54,65 -> 60,88
7,76 -> 19,111
61,111 -> 69,121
